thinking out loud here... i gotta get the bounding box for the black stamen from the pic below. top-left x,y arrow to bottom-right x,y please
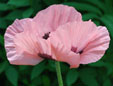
43,32 -> 50,39
79,50 -> 83,54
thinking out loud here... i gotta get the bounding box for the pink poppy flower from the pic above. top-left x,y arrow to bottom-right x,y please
49,20 -> 110,68
4,5 -> 82,65
4,5 -> 110,68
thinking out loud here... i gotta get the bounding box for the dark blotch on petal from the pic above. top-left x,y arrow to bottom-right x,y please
43,32 -> 50,39
79,50 -> 83,54
71,46 -> 77,53
71,46 -> 83,54
38,53 -> 53,60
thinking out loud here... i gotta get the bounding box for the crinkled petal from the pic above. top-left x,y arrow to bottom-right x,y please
49,20 -> 110,66
48,25 -> 80,68
4,19 -> 51,65
80,26 -> 110,64
34,4 -> 82,34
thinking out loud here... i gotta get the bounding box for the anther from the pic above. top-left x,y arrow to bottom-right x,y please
43,32 -> 50,39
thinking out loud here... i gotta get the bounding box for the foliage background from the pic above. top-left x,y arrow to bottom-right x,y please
0,0 -> 113,86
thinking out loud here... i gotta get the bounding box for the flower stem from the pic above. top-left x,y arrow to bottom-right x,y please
55,61 -> 63,86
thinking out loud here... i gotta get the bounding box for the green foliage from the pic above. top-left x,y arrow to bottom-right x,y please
0,61 -> 8,74
0,0 -> 113,86
5,66 -> 18,86
31,61 -> 46,80
0,35 -> 4,46
79,68 -> 98,86
22,8 -> 34,18
64,2 -> 102,15
66,69 -> 78,86
42,75 -> 51,86
8,0 -> 30,7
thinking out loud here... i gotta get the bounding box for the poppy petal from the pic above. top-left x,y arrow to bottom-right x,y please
5,19 -> 51,65
34,4 -> 82,33
48,24 -> 80,68
80,26 -> 110,64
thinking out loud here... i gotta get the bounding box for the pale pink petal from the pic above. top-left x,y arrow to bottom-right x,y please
48,25 -> 80,68
33,4 -> 82,34
80,26 -> 110,64
49,20 -> 110,66
4,19 -> 51,65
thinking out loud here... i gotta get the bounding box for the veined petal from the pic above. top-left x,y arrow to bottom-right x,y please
48,24 -> 80,68
80,26 -> 110,64
34,4 -> 82,33
4,19 -> 51,65
49,20 -> 110,66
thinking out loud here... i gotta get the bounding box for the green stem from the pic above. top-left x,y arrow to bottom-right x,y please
55,61 -> 63,86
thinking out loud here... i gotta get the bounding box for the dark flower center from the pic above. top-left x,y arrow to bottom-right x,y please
71,46 -> 83,54
38,53 -> 53,60
43,32 -> 50,39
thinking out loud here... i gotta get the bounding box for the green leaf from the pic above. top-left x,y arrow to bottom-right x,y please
0,18 -> 7,28
63,2 -> 102,15
0,61 -> 8,74
43,0 -> 61,5
22,8 -> 33,18
93,20 -> 100,26
31,61 -> 46,80
47,60 -> 55,72
66,69 -> 78,86
0,48 -> 6,60
0,35 -> 4,46
42,75 -> 50,86
0,3 -> 14,11
5,66 -> 18,86
104,0 -> 113,13
31,0 -> 43,15
89,61 -> 105,67
8,0 -> 30,7
103,78 -> 112,86
104,62 -> 113,75
83,13 -> 99,20
83,0 -> 105,12
5,10 -> 23,20
100,15 -> 113,38
79,68 -> 99,86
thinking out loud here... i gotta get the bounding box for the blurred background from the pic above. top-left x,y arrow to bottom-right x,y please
0,0 -> 113,86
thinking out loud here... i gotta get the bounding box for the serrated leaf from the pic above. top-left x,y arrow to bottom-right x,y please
5,66 -> 18,86
8,0 -> 30,7
63,2 -> 102,15
23,8 -> 33,18
66,69 -> 78,86
31,62 -> 46,80
79,68 -> 99,86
